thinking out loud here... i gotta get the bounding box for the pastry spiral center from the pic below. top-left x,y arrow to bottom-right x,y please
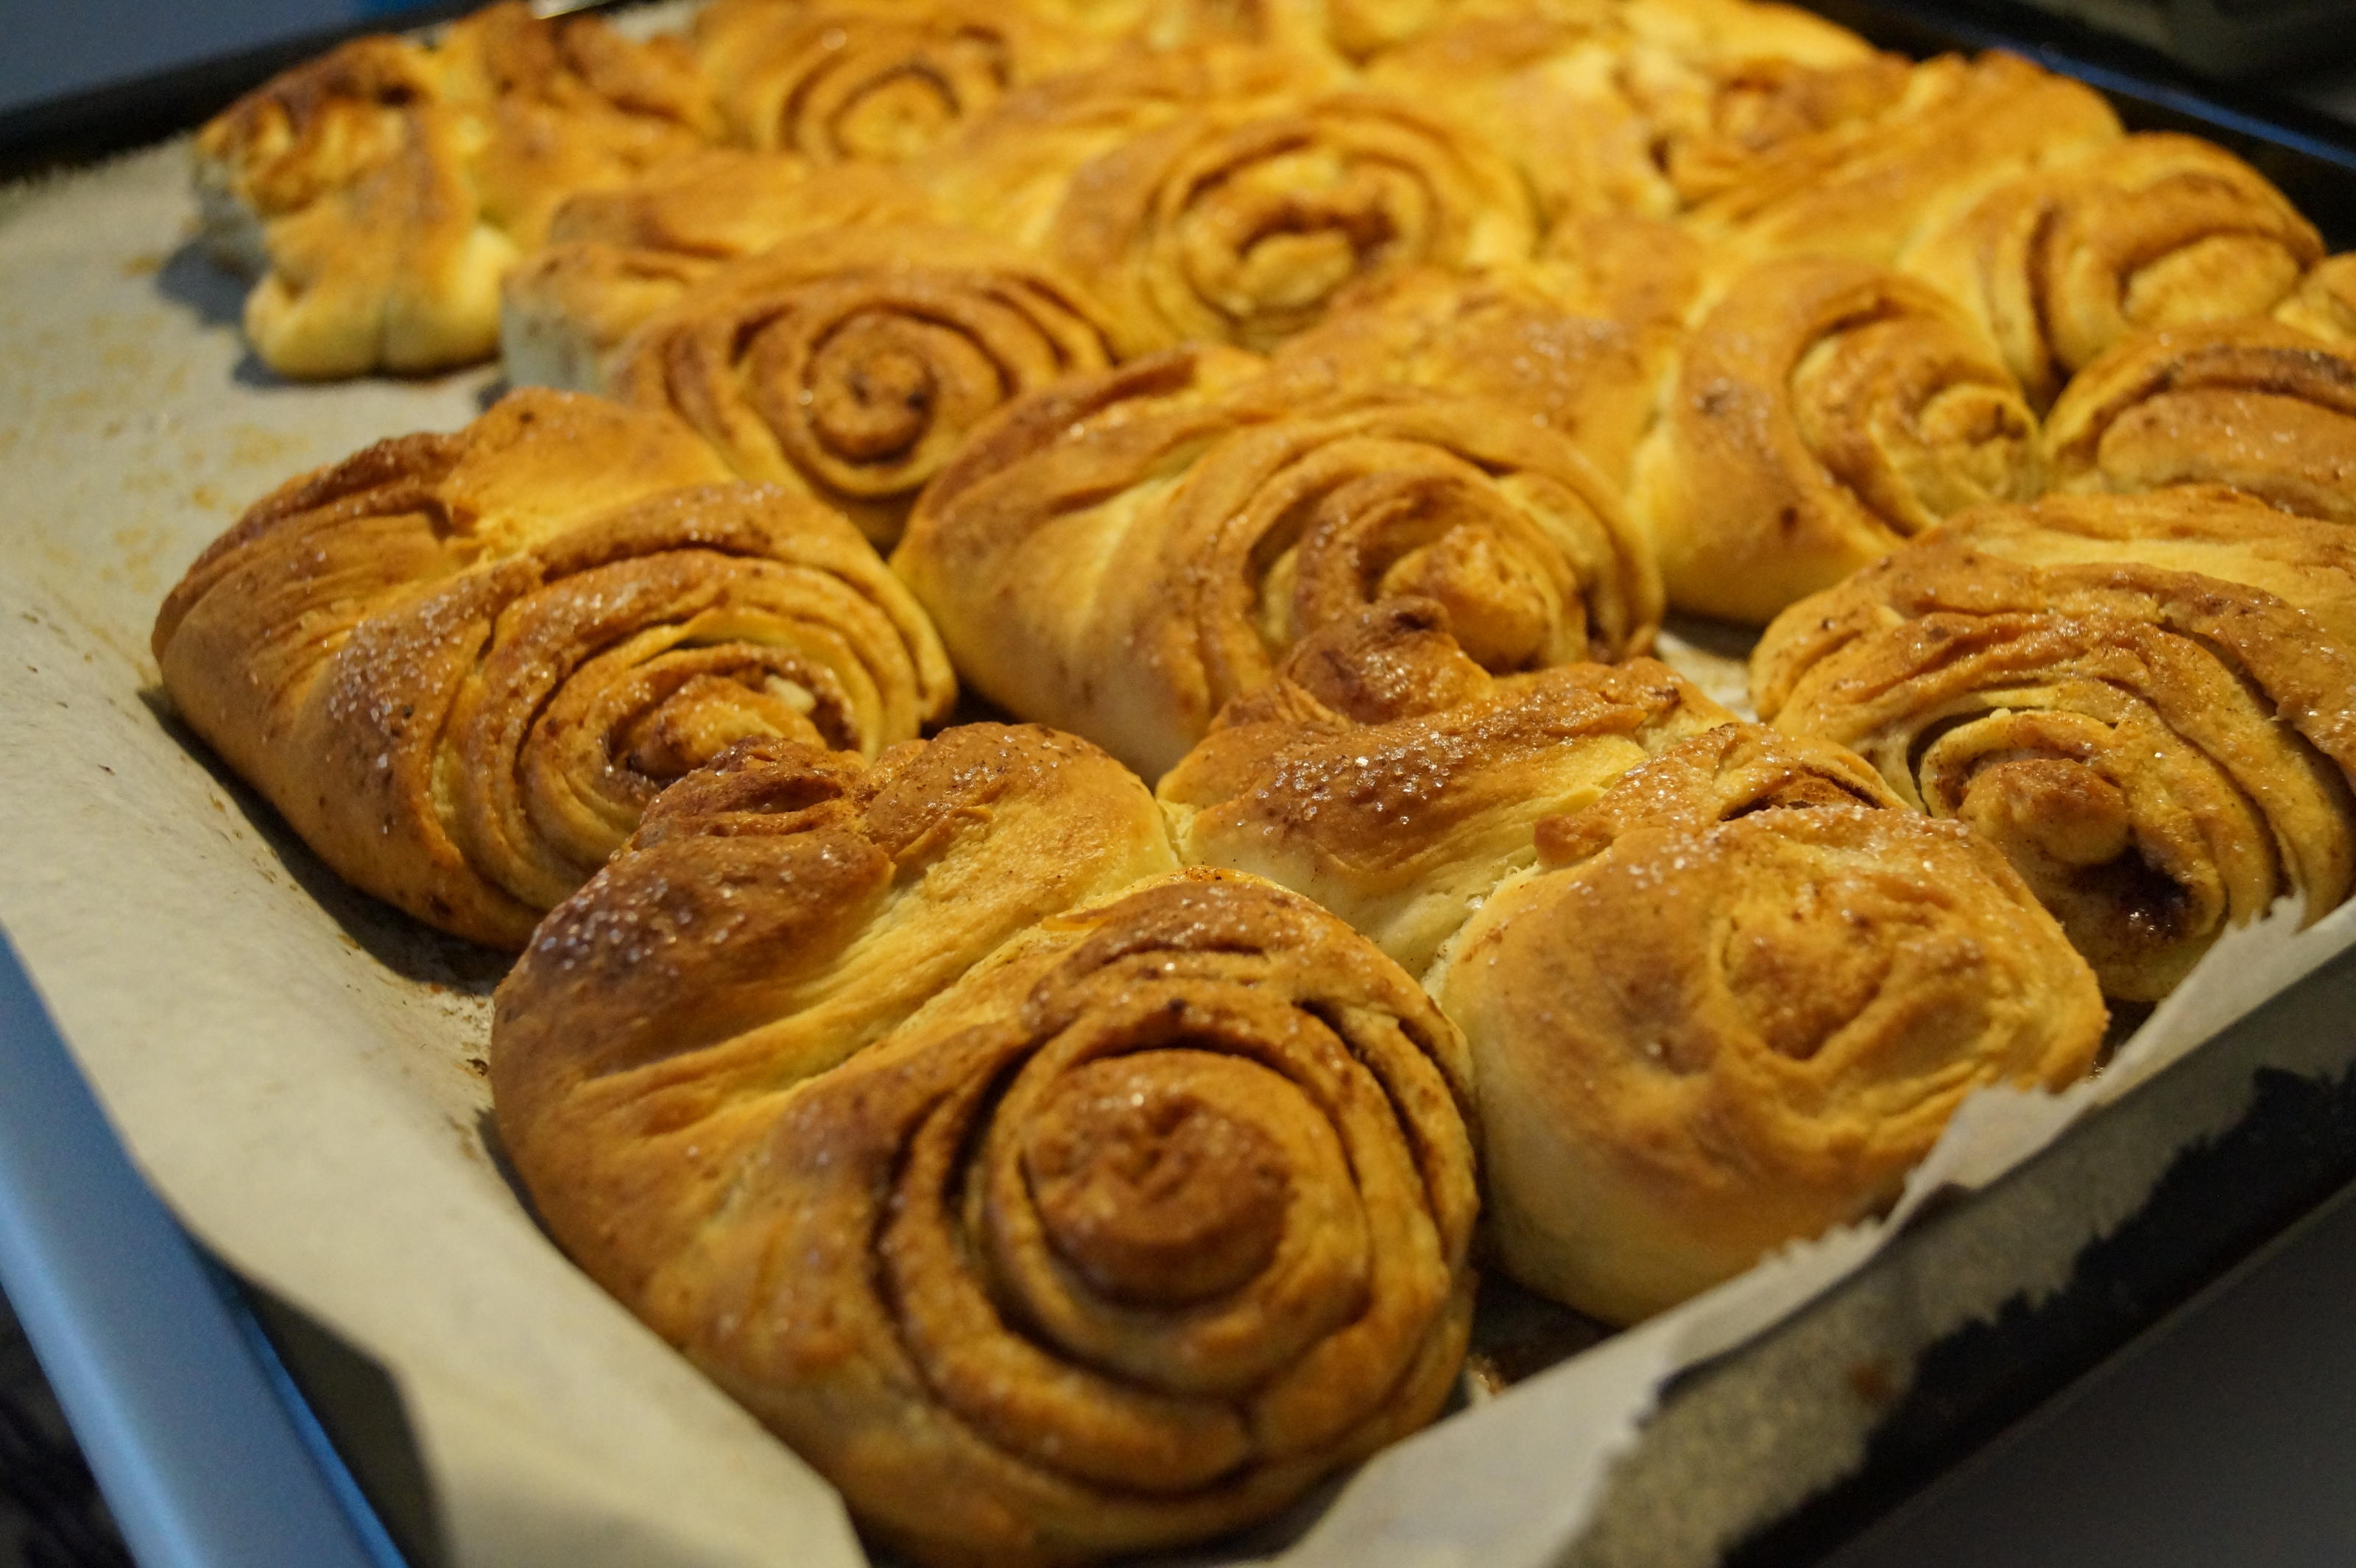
1181,149 -> 1424,339
805,322 -> 939,459
1284,468 -> 1569,671
1023,1055 -> 1292,1307
1792,314 -> 2038,534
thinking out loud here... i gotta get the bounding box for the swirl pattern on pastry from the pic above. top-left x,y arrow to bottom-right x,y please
1900,133 -> 2324,407
2042,321 -> 2356,524
1045,89 -> 1538,355
694,0 -> 1093,164
499,156 -> 937,390
1163,598 -> 1730,975
603,225 -> 1119,545
1687,50 -> 2120,270
1629,255 -> 2042,624
1752,487 -> 2356,1000
152,389 -> 953,947
1268,256 -> 1678,485
917,43 -> 1340,249
895,347 -> 1661,776
492,732 -> 1475,1567
1434,722 -> 2106,1324
194,1 -> 715,378
1364,0 -> 1898,222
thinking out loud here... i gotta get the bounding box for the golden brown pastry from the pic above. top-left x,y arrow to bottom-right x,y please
2274,252 -> 2356,347
1162,598 -> 1729,975
1043,88 -> 1539,355
1266,245 -> 1688,485
2042,322 -> 2356,524
600,225 -> 1119,546
1900,133 -> 2324,408
493,731 -> 1475,1567
1365,0 -> 1897,223
499,152 -> 936,389
1752,487 -> 2356,1000
152,389 -> 953,947
194,1 -> 716,378
694,0 -> 1100,165
894,347 -> 1662,777
914,43 -> 1339,247
1628,255 -> 2042,624
1687,51 -> 2120,272
1434,722 -> 2106,1324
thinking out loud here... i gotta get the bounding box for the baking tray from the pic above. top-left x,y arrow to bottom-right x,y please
4,5 -> 2356,1567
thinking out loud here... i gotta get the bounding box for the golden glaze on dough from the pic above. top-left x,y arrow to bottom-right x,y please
1900,133 -> 2322,408
153,389 -> 953,946
1753,487 -> 2356,998
194,1 -> 716,377
604,225 -> 1118,545
1437,723 -> 2104,1323
493,731 -> 1474,1567
895,347 -> 1661,776
1629,255 -> 2042,624
1163,599 -> 1728,974
2043,320 -> 2356,525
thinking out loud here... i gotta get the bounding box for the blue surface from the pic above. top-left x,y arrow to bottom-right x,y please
0,1 -> 434,116
0,932 -> 404,1568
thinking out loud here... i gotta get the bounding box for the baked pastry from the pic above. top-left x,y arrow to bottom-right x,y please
152,389 -> 953,947
1900,133 -> 2324,407
2275,252 -> 2356,347
1267,241 -> 1690,485
893,347 -> 1661,777
500,152 -> 935,389
1628,255 -> 2042,624
917,43 -> 1341,248
693,0 -> 1099,165
1686,51 -> 2119,272
194,1 -> 716,378
1434,723 -> 2106,1324
1042,88 -> 1538,355
492,731 -> 1476,1566
2043,321 -> 2356,525
1364,0 -> 1897,223
1752,487 -> 2356,1000
1161,599 -> 1729,975
600,225 -> 1120,545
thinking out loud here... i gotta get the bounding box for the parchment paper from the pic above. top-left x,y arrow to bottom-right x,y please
5,137 -> 2355,1568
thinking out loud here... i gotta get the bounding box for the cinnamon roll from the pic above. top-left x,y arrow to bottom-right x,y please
152,389 -> 953,947
1162,598 -> 1729,975
2042,322 -> 2356,525
2275,252 -> 2356,348
1629,255 -> 2042,624
1364,0 -> 1897,223
1043,89 -> 1538,355
693,0 -> 1097,166
492,732 -> 1475,1566
1900,133 -> 2324,407
1688,51 -> 2119,272
499,150 -> 937,389
893,347 -> 1661,776
194,1 -> 716,378
1267,252 -> 1679,485
1436,723 -> 2106,1324
1752,487 -> 2356,1000
602,225 -> 1118,545
917,43 -> 1339,249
